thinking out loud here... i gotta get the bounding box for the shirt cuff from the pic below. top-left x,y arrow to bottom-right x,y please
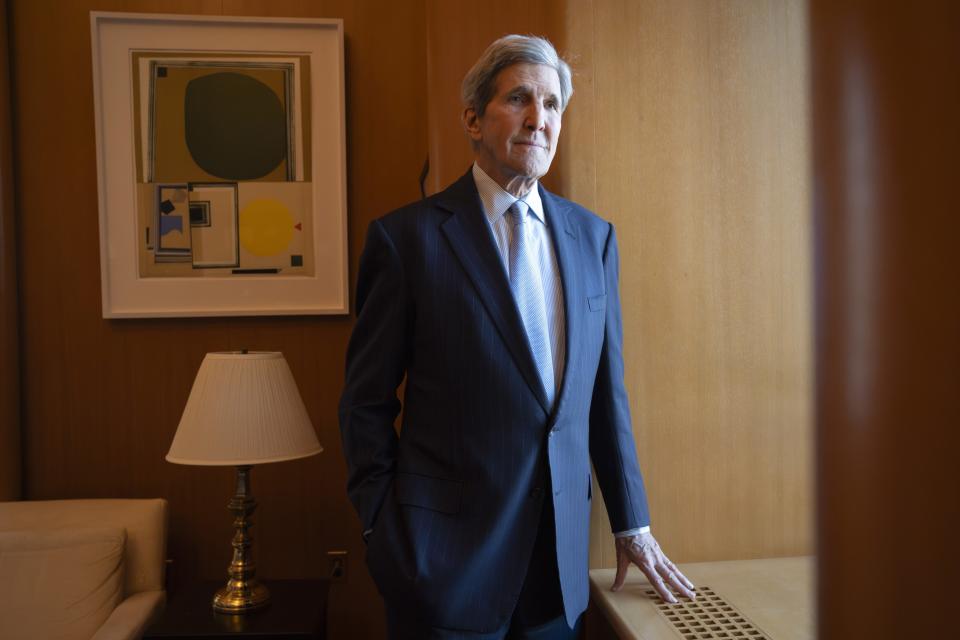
614,526 -> 650,538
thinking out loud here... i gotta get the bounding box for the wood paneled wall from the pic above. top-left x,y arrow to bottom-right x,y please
0,0 -> 21,501
562,0 -> 813,567
10,1 -> 428,637
812,2 -> 960,637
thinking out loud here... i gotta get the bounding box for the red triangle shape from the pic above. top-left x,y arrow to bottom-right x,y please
295,222 -> 302,231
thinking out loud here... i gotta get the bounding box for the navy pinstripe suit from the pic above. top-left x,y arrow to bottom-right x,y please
339,170 -> 650,633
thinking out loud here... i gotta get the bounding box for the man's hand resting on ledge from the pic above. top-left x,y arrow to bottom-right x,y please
611,531 -> 697,603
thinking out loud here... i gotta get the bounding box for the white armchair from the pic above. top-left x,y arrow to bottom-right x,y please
0,498 -> 168,640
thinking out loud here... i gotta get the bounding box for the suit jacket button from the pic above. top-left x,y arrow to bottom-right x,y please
530,487 -> 542,498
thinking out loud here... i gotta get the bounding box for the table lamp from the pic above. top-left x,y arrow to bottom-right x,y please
166,351 -> 322,613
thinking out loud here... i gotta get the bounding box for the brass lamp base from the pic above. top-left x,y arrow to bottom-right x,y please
212,465 -> 270,614
213,579 -> 270,613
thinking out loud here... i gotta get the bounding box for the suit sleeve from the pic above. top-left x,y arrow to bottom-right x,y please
589,223 -> 652,533
338,219 -> 410,532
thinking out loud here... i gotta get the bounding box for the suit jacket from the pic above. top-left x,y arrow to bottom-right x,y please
338,169 -> 650,632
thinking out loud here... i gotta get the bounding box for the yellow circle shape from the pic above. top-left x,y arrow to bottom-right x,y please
239,199 -> 294,257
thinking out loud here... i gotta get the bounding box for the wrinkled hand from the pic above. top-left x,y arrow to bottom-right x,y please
611,532 -> 696,603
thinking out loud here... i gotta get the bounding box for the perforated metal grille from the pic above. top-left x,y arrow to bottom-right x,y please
645,586 -> 772,640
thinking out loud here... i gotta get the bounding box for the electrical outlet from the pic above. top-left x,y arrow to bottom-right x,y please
327,550 -> 348,583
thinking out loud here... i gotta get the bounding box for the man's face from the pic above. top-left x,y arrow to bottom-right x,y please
465,63 -> 562,191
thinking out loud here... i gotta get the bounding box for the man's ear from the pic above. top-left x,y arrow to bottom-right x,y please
462,107 -> 482,142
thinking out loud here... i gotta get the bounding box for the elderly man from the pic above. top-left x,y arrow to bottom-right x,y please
339,35 -> 695,639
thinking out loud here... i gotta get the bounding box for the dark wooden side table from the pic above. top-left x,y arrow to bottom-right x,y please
144,579 -> 329,639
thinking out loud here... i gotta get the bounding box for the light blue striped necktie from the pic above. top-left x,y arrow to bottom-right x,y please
507,200 -> 555,407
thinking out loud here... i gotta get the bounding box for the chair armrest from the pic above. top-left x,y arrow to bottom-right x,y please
91,591 -> 166,640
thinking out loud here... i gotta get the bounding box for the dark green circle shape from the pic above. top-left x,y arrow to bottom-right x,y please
184,72 -> 287,180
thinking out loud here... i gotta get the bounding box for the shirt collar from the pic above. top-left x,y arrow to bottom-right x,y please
472,163 -> 546,226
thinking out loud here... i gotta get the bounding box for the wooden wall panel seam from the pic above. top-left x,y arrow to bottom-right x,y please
0,0 -> 22,501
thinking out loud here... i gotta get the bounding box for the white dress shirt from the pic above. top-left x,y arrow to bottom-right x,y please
471,164 -> 649,539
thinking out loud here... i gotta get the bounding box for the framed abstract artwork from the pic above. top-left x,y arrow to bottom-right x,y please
90,13 -> 347,317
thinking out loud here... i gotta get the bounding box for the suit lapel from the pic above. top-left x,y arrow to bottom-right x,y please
541,185 -> 581,419
438,172 -> 551,413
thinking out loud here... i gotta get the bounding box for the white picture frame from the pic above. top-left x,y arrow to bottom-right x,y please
90,12 -> 348,317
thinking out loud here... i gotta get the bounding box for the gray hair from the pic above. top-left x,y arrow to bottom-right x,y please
461,34 -> 573,117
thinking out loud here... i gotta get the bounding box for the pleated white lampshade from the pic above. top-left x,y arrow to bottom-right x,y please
167,351 -> 322,466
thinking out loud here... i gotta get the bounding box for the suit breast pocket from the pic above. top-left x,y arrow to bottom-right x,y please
588,294 -> 606,312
